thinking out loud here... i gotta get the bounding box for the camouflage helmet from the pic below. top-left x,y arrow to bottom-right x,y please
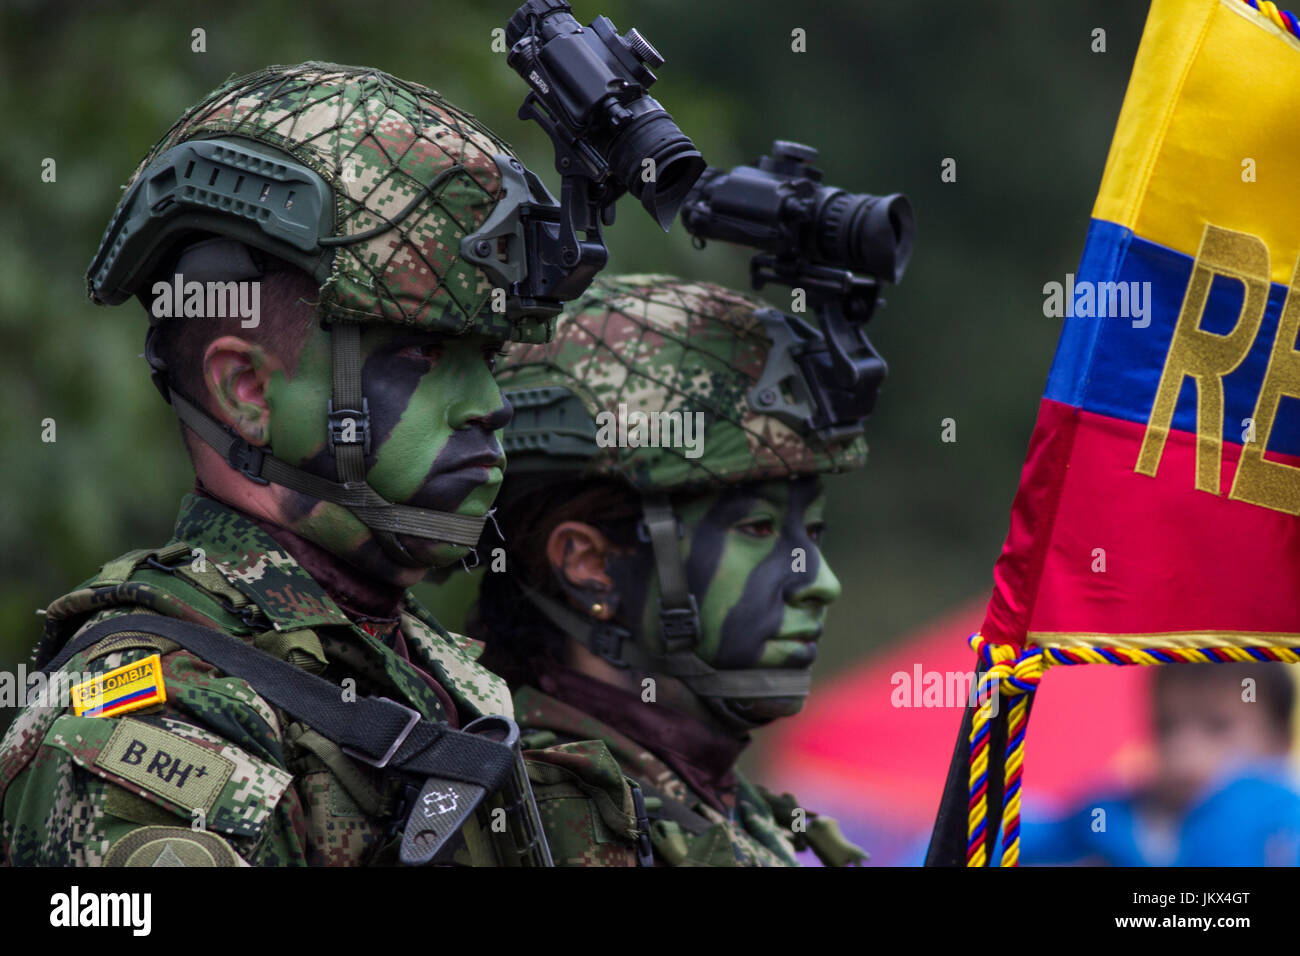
88,61 -> 555,341
497,274 -> 868,491
86,62 -> 567,563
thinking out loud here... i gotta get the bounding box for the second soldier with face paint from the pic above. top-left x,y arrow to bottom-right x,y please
469,275 -> 874,866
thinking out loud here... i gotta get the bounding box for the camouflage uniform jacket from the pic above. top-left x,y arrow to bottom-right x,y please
515,684 -> 844,867
0,494 -> 634,866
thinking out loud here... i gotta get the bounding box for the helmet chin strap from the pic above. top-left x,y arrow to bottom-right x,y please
147,321 -> 487,565
518,494 -> 811,731
324,320 -> 426,567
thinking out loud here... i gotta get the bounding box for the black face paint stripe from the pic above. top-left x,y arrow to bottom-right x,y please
360,343 -> 433,466
404,398 -> 510,513
714,478 -> 824,669
778,478 -> 825,603
682,488 -> 760,601
601,545 -> 654,648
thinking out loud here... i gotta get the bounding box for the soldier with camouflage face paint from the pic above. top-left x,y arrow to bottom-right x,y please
473,274 -> 873,866
0,62 -> 640,867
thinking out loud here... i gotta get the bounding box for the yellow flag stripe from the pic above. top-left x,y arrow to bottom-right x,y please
1093,0 -> 1300,283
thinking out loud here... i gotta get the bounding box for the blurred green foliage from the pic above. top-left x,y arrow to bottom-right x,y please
0,0 -> 1148,734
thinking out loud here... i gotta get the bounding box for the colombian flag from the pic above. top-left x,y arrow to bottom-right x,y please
983,0 -> 1300,653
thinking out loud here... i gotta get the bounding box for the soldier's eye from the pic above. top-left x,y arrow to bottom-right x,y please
806,521 -> 826,543
736,518 -> 775,538
483,344 -> 509,370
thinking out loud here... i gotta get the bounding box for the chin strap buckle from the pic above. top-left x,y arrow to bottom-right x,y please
589,621 -> 632,668
226,438 -> 269,485
328,397 -> 372,455
657,593 -> 700,653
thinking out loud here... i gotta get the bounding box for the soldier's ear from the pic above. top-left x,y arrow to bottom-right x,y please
202,335 -> 281,445
547,521 -> 617,618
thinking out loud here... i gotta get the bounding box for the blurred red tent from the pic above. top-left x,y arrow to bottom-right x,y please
763,599 -> 1155,864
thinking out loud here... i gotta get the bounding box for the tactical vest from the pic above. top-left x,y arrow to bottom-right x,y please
512,685 -> 866,867
1,496 -> 631,866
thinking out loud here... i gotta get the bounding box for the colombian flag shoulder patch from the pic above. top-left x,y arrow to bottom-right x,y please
71,654 -> 166,718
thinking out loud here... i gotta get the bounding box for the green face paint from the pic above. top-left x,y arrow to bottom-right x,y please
264,322 -> 510,573
675,478 -> 839,670
605,476 -> 839,718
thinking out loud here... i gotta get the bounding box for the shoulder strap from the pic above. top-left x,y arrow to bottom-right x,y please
36,544 -> 260,668
41,613 -> 515,794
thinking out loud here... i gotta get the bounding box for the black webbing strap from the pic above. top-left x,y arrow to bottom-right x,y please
167,389 -> 486,546
517,583 -> 631,666
328,321 -> 368,485
518,584 -> 812,699
42,613 -> 515,791
641,497 -> 699,652
326,321 -> 415,565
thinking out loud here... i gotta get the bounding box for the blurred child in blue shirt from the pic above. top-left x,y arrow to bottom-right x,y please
1023,662 -> 1300,866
